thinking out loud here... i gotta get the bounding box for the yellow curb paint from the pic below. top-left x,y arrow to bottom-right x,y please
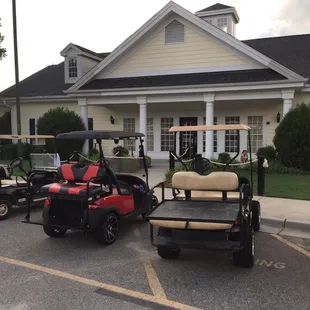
132,225 -> 167,299
0,255 -> 201,310
271,234 -> 310,258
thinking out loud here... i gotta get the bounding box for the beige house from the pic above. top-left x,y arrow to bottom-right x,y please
1,2 -> 310,160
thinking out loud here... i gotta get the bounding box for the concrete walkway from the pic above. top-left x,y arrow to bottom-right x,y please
135,162 -> 310,239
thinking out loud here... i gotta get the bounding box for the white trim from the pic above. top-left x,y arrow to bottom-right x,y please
60,43 -> 103,62
106,64 -> 266,79
2,96 -> 77,103
65,81 -> 304,98
301,85 -> 310,92
67,1 -> 307,93
281,89 -> 295,100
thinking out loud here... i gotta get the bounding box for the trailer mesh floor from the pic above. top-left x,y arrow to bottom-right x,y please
147,200 -> 240,223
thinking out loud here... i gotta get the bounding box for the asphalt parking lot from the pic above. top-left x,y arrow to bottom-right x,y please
1,207 -> 310,310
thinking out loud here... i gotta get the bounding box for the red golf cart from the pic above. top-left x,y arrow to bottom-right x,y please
22,130 -> 157,245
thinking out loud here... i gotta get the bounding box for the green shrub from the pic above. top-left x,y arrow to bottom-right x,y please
112,145 -> 129,157
257,145 -> 277,161
218,152 -> 231,163
0,143 -> 18,160
165,166 -> 187,186
273,103 -> 310,171
36,107 -> 86,159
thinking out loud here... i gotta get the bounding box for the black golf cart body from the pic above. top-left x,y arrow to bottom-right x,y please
0,135 -> 58,220
145,124 -> 260,267
22,130 -> 157,245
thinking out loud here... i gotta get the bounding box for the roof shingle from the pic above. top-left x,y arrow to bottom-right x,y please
198,3 -> 233,12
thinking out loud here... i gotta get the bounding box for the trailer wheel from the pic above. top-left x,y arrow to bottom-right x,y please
94,212 -> 119,245
0,200 -> 12,221
43,226 -> 67,237
251,200 -> 260,231
233,226 -> 254,268
157,227 -> 180,259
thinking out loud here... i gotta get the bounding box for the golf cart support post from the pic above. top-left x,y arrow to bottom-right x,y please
167,124 -> 253,198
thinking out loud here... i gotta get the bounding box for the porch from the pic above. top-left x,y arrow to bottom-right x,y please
78,93 -> 292,160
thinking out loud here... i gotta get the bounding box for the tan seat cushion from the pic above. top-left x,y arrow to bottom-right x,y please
176,191 -> 240,200
150,220 -> 233,230
1,179 -> 27,186
172,171 -> 239,191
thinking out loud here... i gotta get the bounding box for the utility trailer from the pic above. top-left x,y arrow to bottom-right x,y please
145,124 -> 260,268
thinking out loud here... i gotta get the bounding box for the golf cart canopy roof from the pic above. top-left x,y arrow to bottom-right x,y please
0,134 -> 55,140
169,124 -> 251,132
56,130 -> 145,140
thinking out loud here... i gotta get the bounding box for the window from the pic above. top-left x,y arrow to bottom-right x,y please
165,20 -> 184,44
29,118 -> 36,145
225,116 -> 240,153
248,116 -> 263,153
147,118 -> 154,152
160,118 -> 174,151
203,117 -> 217,153
217,17 -> 228,32
68,57 -> 77,78
123,118 -> 136,151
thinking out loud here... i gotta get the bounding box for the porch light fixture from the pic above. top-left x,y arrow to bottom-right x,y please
276,112 -> 280,123
110,116 -> 115,124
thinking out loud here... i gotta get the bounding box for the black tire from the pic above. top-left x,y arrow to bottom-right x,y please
0,200 -> 12,221
94,212 -> 119,245
43,226 -> 67,237
157,227 -> 180,259
251,200 -> 261,232
233,227 -> 255,268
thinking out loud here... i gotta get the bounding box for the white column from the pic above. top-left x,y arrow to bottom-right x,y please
203,93 -> 215,159
281,90 -> 294,118
78,98 -> 89,155
137,96 -> 147,155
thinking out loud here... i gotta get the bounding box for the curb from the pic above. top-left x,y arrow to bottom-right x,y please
261,217 -> 310,239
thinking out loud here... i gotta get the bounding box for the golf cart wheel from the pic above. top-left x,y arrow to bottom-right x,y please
251,200 -> 261,232
0,200 -> 12,221
233,227 -> 254,268
94,212 -> 119,245
43,226 -> 67,237
157,227 -> 180,259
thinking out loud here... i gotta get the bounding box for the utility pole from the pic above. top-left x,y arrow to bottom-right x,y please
12,0 -> 22,155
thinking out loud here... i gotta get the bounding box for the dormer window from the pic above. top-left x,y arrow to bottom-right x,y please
68,57 -> 78,78
165,20 -> 184,44
217,18 -> 228,32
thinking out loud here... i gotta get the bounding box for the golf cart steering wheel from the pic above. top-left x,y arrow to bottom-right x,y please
190,157 -> 211,175
9,157 -> 23,170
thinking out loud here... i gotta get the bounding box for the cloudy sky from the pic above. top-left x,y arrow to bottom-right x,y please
0,0 -> 308,92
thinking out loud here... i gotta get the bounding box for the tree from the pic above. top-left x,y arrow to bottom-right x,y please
273,103 -> 310,171
0,18 -> 7,60
36,107 -> 86,159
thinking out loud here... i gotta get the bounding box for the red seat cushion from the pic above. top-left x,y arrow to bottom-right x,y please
41,183 -> 103,197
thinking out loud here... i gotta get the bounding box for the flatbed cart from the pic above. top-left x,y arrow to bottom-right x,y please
22,130 -> 158,245
0,135 -> 58,220
145,124 -> 260,268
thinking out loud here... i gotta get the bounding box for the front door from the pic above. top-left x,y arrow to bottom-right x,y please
179,117 -> 198,159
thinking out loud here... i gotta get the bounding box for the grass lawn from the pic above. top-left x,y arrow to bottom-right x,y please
235,170 -> 310,200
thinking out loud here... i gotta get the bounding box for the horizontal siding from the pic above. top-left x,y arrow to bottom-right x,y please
80,56 -> 98,76
10,102 -> 79,135
109,24 -> 247,75
293,92 -> 310,107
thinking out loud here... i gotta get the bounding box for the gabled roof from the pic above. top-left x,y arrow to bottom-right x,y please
0,62 -> 73,98
68,1 -> 306,93
243,34 -> 310,79
80,69 -> 286,90
60,43 -> 109,61
197,3 -> 233,12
